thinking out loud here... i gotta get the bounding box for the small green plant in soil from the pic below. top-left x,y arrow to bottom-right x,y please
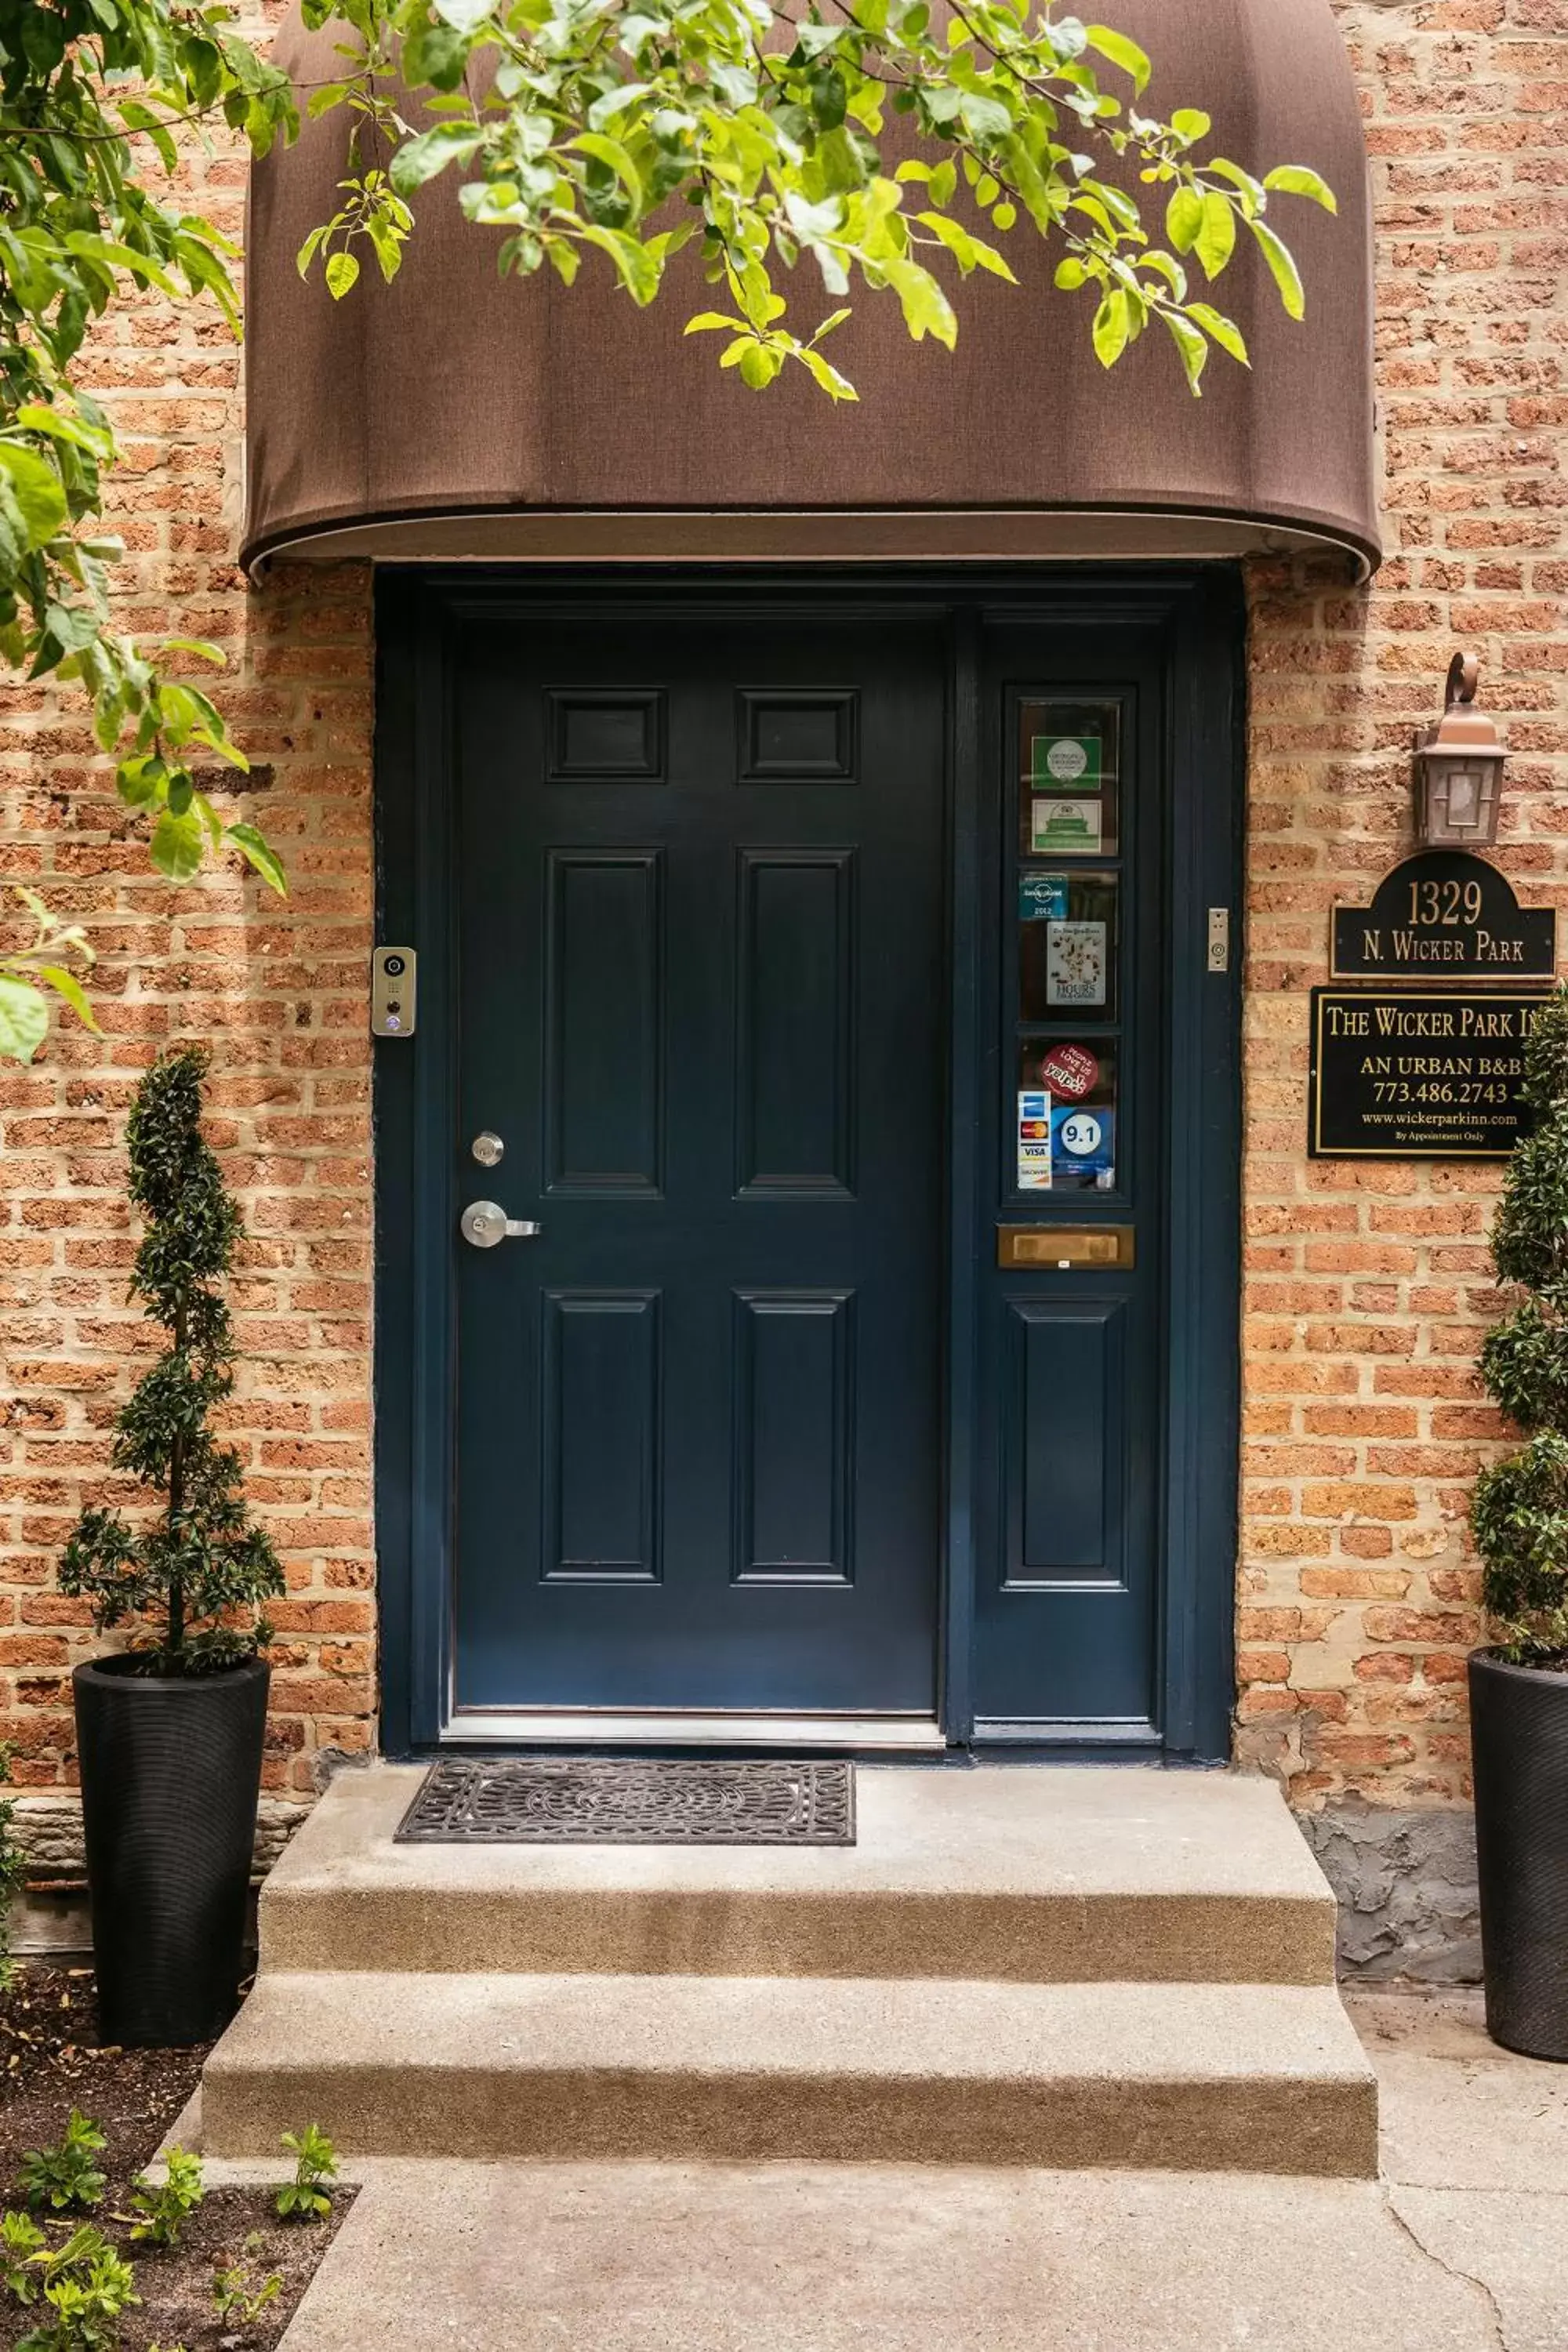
274,2124 -> 338,2221
0,1744 -> 25,1993
18,2112 -> 108,2214
212,2234 -> 283,2330
1474,987 -> 1568,1664
59,1044 -> 285,1672
126,2146 -> 204,2248
3,2207 -> 48,2298
13,2224 -> 139,2352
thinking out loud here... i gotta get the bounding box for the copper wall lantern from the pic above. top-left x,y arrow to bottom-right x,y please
1414,653 -> 1506,848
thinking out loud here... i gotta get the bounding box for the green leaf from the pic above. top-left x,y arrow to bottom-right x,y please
16,404 -> 111,459
1092,288 -> 1131,368
0,977 -> 49,1066
1164,186 -> 1202,253
565,132 -> 645,217
118,98 -> 180,173
227,824 -> 289,897
1169,108 -> 1212,147
117,754 -> 167,808
1084,24 -> 1150,93
34,967 -> 100,1033
1163,308 -> 1209,394
434,0 -> 498,29
798,347 -> 858,401
1249,216 -> 1305,320
684,312 -> 746,334
389,122 -> 485,195
0,447 -> 67,549
574,224 -> 660,306
739,341 -> 780,390
64,233 -> 182,299
1194,191 -> 1236,278
1262,164 -> 1338,213
401,20 -> 470,89
881,257 -> 957,348
1187,302 -> 1249,365
1206,158 -> 1265,218
325,251 -> 361,300
150,807 -> 205,883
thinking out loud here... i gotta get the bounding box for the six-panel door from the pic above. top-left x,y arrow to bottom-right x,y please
448,611 -> 947,1718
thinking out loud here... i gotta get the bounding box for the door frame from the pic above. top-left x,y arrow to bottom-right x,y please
373,564 -> 1243,1762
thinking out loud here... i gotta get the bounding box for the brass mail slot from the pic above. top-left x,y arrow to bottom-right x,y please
997,1225 -> 1135,1270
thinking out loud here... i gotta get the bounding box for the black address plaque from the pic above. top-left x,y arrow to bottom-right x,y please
1308,989 -> 1550,1160
1331,850 -> 1555,984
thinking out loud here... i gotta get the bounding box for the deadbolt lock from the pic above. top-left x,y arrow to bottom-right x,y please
471,1131 -> 505,1168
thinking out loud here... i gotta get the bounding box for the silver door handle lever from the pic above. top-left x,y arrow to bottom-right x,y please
461,1200 -> 542,1249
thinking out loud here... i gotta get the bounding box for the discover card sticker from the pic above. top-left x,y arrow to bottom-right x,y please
1017,1090 -> 1053,1189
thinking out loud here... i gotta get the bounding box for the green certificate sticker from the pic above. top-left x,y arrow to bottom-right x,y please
1031,734 -> 1102,789
1030,798 -> 1103,855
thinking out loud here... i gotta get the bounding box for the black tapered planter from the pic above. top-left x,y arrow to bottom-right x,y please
73,1656 -> 269,2048
1469,1646 -> 1568,2060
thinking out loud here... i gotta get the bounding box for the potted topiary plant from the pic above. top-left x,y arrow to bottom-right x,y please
1469,985 -> 1568,2059
60,1044 -> 284,2047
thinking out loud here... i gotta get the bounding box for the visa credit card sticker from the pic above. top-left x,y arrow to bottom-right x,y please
1017,1089 -> 1053,1190
1052,1105 -> 1114,1186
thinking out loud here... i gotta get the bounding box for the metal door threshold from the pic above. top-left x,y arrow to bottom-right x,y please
443,1709 -> 946,1751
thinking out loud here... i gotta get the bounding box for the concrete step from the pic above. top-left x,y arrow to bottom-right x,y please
260,1764 -> 1339,1985
201,1969 -> 1378,2176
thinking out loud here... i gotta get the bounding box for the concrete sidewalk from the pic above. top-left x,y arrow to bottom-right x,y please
241,1985 -> 1566,2352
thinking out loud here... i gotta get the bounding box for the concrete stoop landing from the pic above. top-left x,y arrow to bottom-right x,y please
201,1764 -> 1377,2176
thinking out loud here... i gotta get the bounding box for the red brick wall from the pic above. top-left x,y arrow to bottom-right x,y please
1238,0 -> 1568,1814
2,0 -> 1563,1843
0,532 -> 377,1795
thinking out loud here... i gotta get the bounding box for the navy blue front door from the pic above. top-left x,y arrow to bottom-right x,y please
448,608 -> 946,1717
376,569 -> 1242,1759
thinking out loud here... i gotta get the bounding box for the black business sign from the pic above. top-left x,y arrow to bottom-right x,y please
1308,989 -> 1550,1159
1331,850 -> 1555,984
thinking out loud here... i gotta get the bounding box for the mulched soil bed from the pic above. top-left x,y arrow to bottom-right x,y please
1,1965 -> 353,2350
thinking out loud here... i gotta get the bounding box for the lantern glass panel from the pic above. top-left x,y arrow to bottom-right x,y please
1420,753 -> 1500,848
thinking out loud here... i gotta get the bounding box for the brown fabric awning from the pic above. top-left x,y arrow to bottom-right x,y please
241,0 -> 1378,575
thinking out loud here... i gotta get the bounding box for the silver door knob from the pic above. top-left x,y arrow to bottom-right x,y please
460,1200 -> 542,1249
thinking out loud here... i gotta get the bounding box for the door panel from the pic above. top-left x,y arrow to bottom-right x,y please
1004,1297 -> 1127,1586
972,640 -> 1166,1733
449,611 -> 946,1719
540,1291 -> 661,1583
732,1290 -> 855,1584
543,851 -> 664,1194
735,850 -> 855,1196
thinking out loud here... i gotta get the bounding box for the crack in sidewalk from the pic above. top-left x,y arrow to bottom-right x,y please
1385,2187 -> 1510,2352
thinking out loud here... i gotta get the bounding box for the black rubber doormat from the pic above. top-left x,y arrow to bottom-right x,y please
394,1757 -> 856,1846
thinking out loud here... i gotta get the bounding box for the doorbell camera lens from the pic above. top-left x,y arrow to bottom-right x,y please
383,953 -> 405,977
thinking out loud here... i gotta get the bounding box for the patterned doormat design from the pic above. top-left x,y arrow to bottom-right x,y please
394,1757 -> 856,1846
